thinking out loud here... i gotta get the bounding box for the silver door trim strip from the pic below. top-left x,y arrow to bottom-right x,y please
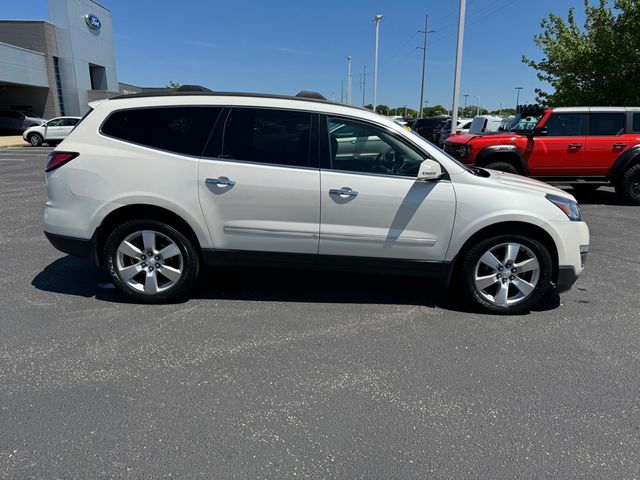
321,232 -> 437,246
223,225 -> 318,239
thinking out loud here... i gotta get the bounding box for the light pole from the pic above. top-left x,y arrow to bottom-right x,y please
417,15 -> 435,117
515,86 -> 523,109
450,0 -> 466,136
347,56 -> 353,104
373,14 -> 383,112
463,94 -> 469,114
476,95 -> 480,116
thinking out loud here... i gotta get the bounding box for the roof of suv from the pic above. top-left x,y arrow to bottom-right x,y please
108,90 -> 365,111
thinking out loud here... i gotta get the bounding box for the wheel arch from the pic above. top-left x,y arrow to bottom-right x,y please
95,204 -> 205,266
609,145 -> 640,180
447,221 -> 559,286
475,146 -> 528,175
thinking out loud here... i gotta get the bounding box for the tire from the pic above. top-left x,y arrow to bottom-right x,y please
617,164 -> 640,205
484,161 -> 519,174
104,219 -> 201,303
459,234 -> 553,314
28,133 -> 43,147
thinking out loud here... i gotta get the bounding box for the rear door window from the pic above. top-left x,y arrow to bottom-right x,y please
220,108 -> 312,168
588,113 -> 625,136
101,106 -> 222,156
544,113 -> 588,136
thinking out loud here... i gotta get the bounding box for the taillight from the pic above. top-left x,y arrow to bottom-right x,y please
46,151 -> 79,172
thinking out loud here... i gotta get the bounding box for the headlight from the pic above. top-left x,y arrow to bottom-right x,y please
546,194 -> 582,221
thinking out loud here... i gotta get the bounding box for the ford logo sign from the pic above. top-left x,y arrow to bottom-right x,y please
85,14 -> 101,31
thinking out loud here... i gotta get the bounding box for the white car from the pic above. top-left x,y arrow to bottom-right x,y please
23,116 -> 81,146
43,92 -> 589,313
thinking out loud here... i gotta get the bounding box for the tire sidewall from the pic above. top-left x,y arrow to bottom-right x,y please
104,220 -> 200,303
460,234 -> 553,314
622,164 -> 640,205
484,161 -> 519,175
29,133 -> 43,146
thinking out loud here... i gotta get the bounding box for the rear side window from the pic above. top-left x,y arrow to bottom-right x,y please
221,108 -> 311,167
62,118 -> 79,127
101,106 -> 222,156
544,113 -> 587,136
589,113 -> 625,136
632,113 -> 640,133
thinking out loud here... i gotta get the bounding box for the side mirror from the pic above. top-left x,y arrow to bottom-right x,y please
532,126 -> 547,136
417,159 -> 444,181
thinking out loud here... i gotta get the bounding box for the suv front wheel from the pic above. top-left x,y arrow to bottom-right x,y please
460,234 -> 553,314
104,220 -> 201,303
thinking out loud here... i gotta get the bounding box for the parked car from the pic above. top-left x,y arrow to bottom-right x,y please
431,119 -> 450,146
23,116 -> 81,146
413,115 -> 450,141
439,119 -> 473,146
444,106 -> 640,204
43,91 -> 589,313
468,115 -> 507,135
0,110 -> 46,133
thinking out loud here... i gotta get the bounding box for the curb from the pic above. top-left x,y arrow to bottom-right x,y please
0,144 -> 27,149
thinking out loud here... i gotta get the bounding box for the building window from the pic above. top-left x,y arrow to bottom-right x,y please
53,57 -> 65,116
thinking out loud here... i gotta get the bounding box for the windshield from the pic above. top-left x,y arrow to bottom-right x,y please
504,114 -> 541,133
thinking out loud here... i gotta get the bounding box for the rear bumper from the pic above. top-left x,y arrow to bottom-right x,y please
44,231 -> 96,263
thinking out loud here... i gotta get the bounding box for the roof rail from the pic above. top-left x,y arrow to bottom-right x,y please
176,84 -> 213,92
295,90 -> 326,100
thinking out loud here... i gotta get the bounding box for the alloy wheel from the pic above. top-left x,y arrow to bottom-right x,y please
115,230 -> 183,293
473,242 -> 541,306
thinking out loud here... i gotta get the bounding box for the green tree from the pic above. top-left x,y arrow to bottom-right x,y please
421,104 -> 448,117
167,81 -> 181,92
523,0 -> 640,106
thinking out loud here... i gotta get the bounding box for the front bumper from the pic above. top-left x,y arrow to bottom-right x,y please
556,266 -> 579,293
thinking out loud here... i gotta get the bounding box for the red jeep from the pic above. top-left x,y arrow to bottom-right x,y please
444,106 -> 640,204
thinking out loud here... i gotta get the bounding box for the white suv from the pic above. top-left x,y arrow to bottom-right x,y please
23,116 -> 81,146
43,92 -> 589,313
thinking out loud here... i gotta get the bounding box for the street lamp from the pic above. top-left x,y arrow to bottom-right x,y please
463,94 -> 469,112
476,95 -> 480,116
373,14 -> 383,112
515,86 -> 523,109
347,56 -> 353,104
450,0 -> 466,135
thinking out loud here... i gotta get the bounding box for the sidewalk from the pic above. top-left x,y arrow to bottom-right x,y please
0,136 -> 28,148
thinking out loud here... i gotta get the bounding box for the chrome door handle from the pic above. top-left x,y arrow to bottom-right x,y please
568,143 -> 582,150
206,177 -> 235,187
329,188 -> 358,197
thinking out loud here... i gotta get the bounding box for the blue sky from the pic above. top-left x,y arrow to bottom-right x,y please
4,0 -> 587,111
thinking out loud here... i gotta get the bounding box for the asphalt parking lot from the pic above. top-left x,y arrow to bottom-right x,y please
1,146 -> 639,479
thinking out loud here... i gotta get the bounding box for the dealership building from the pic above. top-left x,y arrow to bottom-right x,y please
0,0 -> 122,118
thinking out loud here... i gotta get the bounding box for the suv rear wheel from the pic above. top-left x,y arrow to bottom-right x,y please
460,234 -> 553,314
104,219 -> 201,303
617,164 -> 640,205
